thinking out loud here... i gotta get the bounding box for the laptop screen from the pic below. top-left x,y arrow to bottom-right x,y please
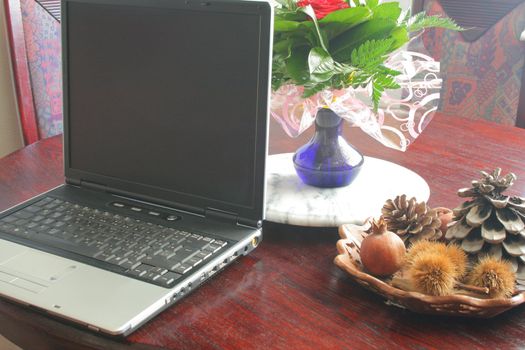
65,1 -> 269,214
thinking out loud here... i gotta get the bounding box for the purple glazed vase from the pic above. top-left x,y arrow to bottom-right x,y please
293,108 -> 364,188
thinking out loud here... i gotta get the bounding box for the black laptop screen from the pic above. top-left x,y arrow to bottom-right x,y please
66,2 -> 264,209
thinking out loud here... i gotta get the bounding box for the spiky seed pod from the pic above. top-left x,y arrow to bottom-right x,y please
445,168 -> 525,286
467,256 -> 516,298
408,251 -> 456,296
382,195 -> 442,246
405,241 -> 467,279
405,240 -> 447,266
445,244 -> 468,279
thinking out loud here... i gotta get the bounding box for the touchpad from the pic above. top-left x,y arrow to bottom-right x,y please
0,251 -> 78,284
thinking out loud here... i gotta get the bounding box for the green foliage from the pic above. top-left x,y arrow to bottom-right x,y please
407,12 -> 463,33
330,19 -> 397,62
318,7 -> 372,39
272,0 -> 462,108
371,2 -> 402,20
350,39 -> 394,70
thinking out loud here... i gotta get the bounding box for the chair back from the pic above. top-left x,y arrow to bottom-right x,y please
4,0 -> 62,144
413,0 -> 525,127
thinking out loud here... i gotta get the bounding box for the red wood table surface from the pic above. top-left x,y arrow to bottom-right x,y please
1,114 -> 525,349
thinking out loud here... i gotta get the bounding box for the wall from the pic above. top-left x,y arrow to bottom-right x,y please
0,0 -> 23,158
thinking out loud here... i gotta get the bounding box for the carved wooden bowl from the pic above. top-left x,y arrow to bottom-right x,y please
334,221 -> 525,318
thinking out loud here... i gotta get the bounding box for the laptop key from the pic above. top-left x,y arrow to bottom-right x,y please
173,247 -> 198,262
204,243 -> 224,253
26,222 -> 39,229
42,218 -> 55,225
118,259 -> 141,270
0,216 -> 18,223
182,239 -> 208,250
125,252 -> 147,263
151,267 -> 168,275
135,263 -> 155,273
128,268 -> 147,277
156,272 -> 182,286
24,205 -> 42,213
14,219 -> 29,226
186,256 -> 202,267
195,250 -> 212,260
142,271 -> 161,281
141,255 -> 178,271
201,236 -> 214,243
14,211 -> 33,219
214,240 -> 227,247
172,264 -> 192,275
31,215 -> 45,222
0,223 -> 14,232
48,228 -> 61,235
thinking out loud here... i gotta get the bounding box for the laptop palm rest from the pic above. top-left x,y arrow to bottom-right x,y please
0,248 -> 77,292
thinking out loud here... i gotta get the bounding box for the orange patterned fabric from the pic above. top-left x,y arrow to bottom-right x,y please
421,0 -> 525,125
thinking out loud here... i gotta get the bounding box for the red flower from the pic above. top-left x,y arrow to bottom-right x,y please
297,0 -> 350,20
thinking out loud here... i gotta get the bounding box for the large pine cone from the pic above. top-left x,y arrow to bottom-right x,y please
445,168 -> 525,285
382,195 -> 442,246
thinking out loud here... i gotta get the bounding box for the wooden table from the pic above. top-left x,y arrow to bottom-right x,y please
1,114 -> 525,349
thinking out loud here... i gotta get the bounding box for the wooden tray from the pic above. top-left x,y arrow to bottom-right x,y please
334,221 -> 525,318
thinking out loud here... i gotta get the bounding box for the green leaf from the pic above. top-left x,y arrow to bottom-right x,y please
308,47 -> 335,82
330,19 -> 397,63
276,12 -> 308,21
372,2 -> 402,21
350,39 -> 394,70
389,27 -> 409,51
376,65 -> 402,77
286,47 -> 310,84
299,5 -> 328,52
365,0 -> 379,8
407,13 -> 463,32
371,81 -> 384,112
371,75 -> 400,111
318,7 -> 372,39
272,54 -> 288,90
303,84 -> 327,98
273,37 -> 292,55
274,20 -> 303,32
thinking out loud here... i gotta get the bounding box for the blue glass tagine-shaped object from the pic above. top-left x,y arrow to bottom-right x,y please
293,108 -> 364,188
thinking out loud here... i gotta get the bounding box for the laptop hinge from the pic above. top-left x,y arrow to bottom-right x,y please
79,180 -> 109,192
204,208 -> 261,228
66,177 -> 81,186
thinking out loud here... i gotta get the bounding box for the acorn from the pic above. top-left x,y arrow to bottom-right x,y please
360,217 -> 406,277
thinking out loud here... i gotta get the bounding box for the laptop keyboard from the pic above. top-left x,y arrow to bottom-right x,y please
0,197 -> 228,288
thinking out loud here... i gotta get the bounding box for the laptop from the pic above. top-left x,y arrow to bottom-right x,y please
0,0 -> 272,336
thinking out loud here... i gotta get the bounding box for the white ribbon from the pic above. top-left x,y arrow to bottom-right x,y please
270,50 -> 442,151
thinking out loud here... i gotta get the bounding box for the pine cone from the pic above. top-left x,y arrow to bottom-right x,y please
445,168 -> 525,287
382,195 -> 442,246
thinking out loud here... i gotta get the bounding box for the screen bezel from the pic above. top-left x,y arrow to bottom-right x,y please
62,0 -> 271,224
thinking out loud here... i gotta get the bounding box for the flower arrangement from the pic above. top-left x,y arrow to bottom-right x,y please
272,0 -> 461,110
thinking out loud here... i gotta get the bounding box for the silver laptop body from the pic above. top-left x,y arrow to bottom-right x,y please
0,0 -> 272,336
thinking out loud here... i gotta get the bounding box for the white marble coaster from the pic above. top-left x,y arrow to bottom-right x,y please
265,153 -> 430,227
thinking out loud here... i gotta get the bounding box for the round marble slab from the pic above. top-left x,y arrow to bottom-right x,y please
265,153 -> 430,227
